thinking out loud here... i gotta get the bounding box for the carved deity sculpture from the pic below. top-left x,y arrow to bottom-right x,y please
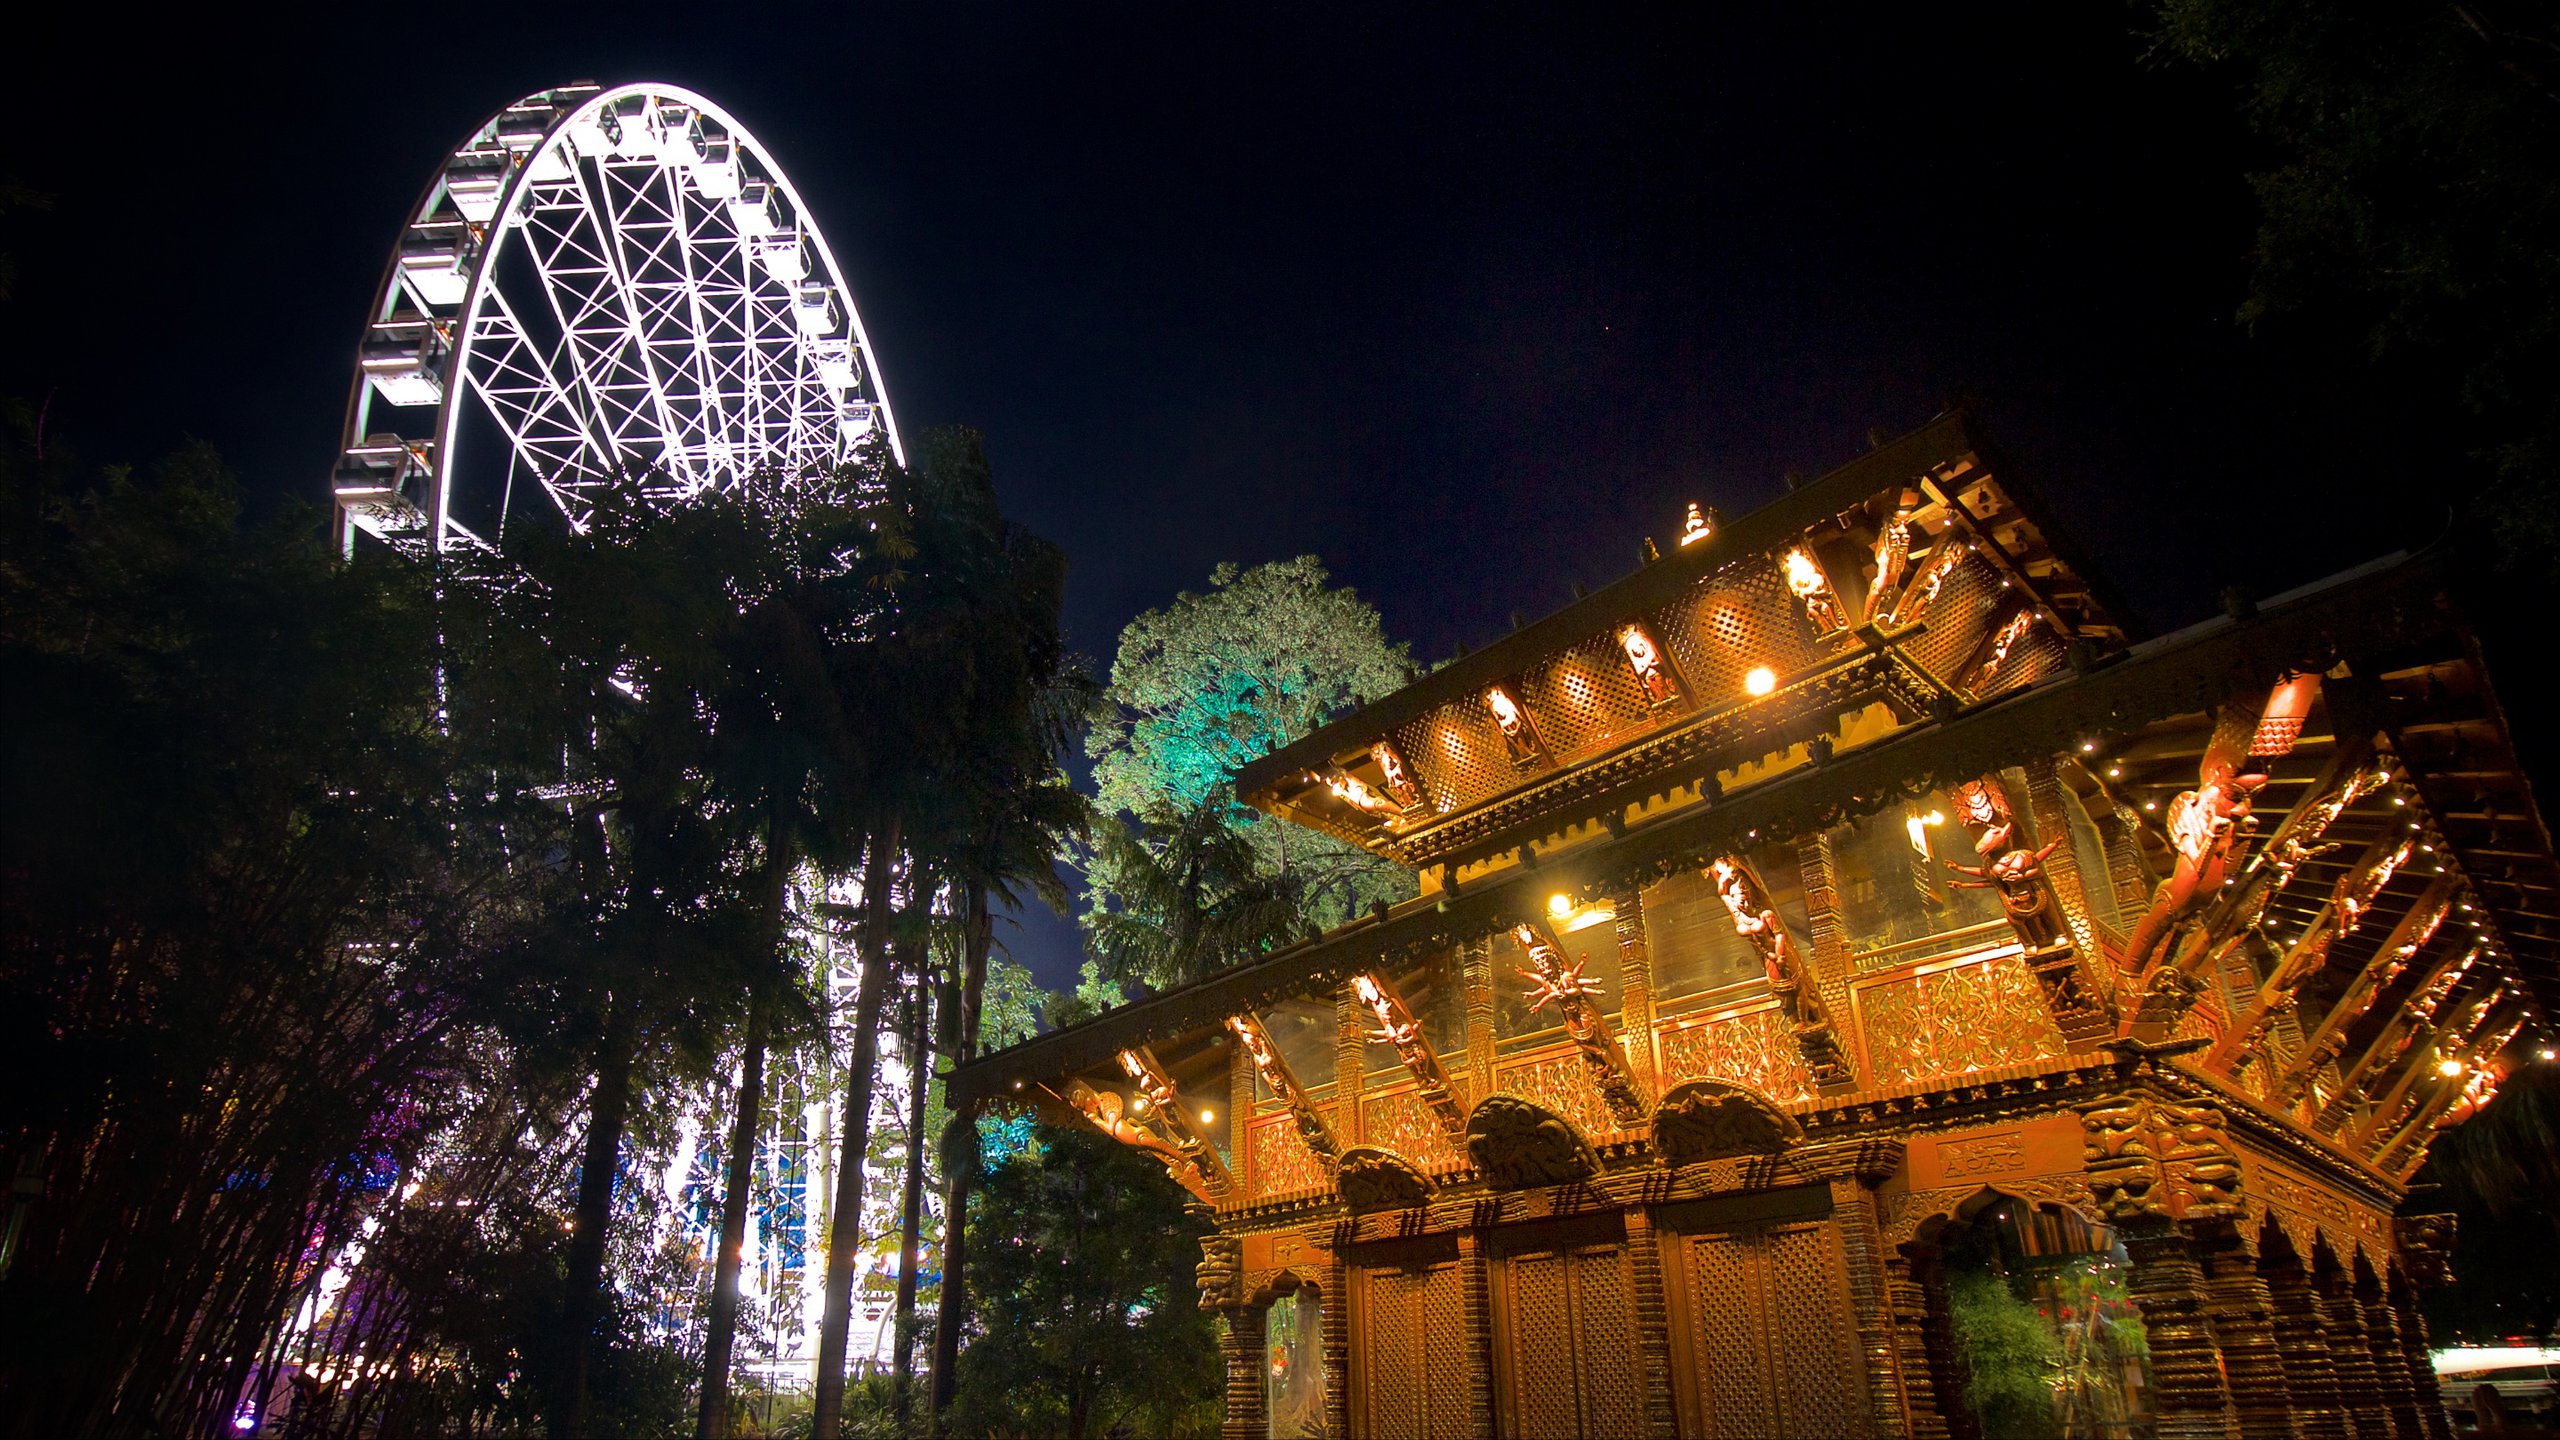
1889,541 -> 1968,629
1617,623 -> 1680,706
1946,837 -> 2069,950
1484,684 -> 1540,764
1781,547 -> 1846,634
1705,857 -> 1854,1088
1863,489 -> 1918,624
1226,1012 -> 1337,1163
1967,608 -> 2038,693
1315,767 -> 1399,821
1509,923 -> 1649,1125
1369,739 -> 1423,810
1349,972 -> 1470,1137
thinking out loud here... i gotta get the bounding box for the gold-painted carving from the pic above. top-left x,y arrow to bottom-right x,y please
1334,1145 -> 1436,1213
1463,1093 -> 1600,1191
1651,1077 -> 1803,1167
2080,1092 -> 2240,1222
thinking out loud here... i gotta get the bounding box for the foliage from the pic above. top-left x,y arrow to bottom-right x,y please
2148,0 -> 2560,557
945,1125 -> 1221,1440
0,431 -> 574,1436
1085,556 -> 1417,943
1946,1268 -> 2062,1440
1080,798 -> 1301,993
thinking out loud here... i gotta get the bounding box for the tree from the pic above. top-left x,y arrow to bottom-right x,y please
0,434 -> 572,1437
944,1125 -> 1221,1440
811,429 -> 1077,1440
1085,557 -> 1418,938
2148,0 -> 2560,555
2415,1060 -> 2560,1344
1081,798 -> 1300,993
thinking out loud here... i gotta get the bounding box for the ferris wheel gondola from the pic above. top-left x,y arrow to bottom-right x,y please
330,81 -> 903,555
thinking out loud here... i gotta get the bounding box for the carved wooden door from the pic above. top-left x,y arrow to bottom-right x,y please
1664,1215 -> 1869,1439
1489,1227 -> 1644,1440
1350,1252 -> 1472,1440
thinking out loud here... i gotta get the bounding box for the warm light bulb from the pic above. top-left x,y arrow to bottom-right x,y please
1744,666 -> 1776,697
2438,1059 -> 2466,1078
1130,1094 -> 1149,1113
1549,893 -> 1575,919
1199,1108 -> 1215,1123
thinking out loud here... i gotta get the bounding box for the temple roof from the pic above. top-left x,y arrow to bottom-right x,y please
1233,411 -> 2132,874
952,540 -> 2559,1105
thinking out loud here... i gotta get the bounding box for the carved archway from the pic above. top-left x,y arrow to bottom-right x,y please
1464,1093 -> 1600,1190
1651,1076 -> 1803,1167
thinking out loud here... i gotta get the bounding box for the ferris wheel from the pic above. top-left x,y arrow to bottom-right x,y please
330,82 -> 904,554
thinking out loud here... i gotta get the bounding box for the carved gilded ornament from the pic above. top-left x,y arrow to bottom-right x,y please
1369,738 -> 1425,812
2394,1213 -> 2457,1289
1463,1093 -> 1601,1191
1706,856 -> 1855,1088
1348,971 -> 1471,1138
1509,922 -> 1650,1126
2080,1092 -> 2241,1223
1333,1145 -> 1437,1212
1117,1047 -> 1234,1195
1879,1175 -> 2104,1250
1197,1233 -> 1245,1310
1226,1012 -> 1338,1164
1781,546 -> 1847,635
1651,1078 -> 1804,1168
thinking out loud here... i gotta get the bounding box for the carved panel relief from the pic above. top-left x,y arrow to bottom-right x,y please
1249,1112 -> 1330,1198
1655,1004 -> 1816,1103
1363,1083 -> 1468,1170
1855,951 -> 2066,1086
1496,1047 -> 1622,1141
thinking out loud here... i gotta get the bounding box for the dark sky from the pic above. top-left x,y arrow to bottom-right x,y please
4,5 -> 2441,991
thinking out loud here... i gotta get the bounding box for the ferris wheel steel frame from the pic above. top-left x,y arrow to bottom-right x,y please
331,81 -> 904,555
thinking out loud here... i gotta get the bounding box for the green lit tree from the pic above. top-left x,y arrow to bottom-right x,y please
1084,556 -> 1418,970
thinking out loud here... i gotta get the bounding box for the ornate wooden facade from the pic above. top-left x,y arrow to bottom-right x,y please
949,412 -> 2555,1439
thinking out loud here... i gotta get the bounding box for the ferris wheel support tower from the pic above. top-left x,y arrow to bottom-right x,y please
330,81 -> 904,555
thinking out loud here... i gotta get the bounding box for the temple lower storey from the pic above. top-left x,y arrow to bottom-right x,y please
949,411 -> 2555,1439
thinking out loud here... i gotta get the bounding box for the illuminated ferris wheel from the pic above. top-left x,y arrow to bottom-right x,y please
330,81 -> 904,554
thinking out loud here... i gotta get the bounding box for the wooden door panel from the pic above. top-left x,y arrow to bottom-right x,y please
1493,1240 -> 1644,1440
1354,1260 -> 1470,1440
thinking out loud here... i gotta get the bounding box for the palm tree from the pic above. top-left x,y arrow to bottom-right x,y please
809,429 -> 1077,1440
1082,795 -> 1301,993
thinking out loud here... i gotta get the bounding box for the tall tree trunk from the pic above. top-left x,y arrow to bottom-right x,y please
889,937 -> 933,1427
810,818 -> 901,1440
926,878 -> 992,1435
554,995 -> 637,1440
696,834 -> 796,1439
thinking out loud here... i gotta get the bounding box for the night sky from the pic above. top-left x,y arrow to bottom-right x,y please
5,5 -> 2445,990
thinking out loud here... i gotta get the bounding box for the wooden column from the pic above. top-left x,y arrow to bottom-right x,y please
1610,887 -> 1661,1093
1824,1171 -> 1914,1439
1622,1208 -> 1681,1439
1455,1228 -> 1497,1439
1461,936 -> 1496,1100
1218,1303 -> 1267,1440
1321,1246 -> 1351,1440
2097,805 -> 2156,916
1884,1248 -> 1952,1440
2390,1272 -> 2453,1440
2260,1249 -> 2355,1440
2199,1228 -> 2296,1440
2356,1259 -> 2424,1439
1335,983 -> 1365,1145
2314,1252 -> 2388,1433
1230,1046 -> 1255,1198
1795,831 -> 1869,1089
2121,1220 -> 2242,1440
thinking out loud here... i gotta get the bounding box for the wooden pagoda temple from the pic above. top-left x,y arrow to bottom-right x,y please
946,411 -> 2557,1440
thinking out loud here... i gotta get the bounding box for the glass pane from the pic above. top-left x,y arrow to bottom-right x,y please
1643,845 -> 1812,1003
1259,995 -> 1338,1103
1828,793 -> 2006,966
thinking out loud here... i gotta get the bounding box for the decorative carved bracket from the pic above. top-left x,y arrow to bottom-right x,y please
1063,1076 -> 1222,1203
2394,1213 -> 2457,1289
1464,1093 -> 1600,1190
1226,1012 -> 1339,1164
1347,970 -> 1470,1138
1511,921 -> 1651,1126
2278,875 -> 2456,1104
2207,829 -> 2414,1074
1118,1047 -> 1236,1196
2317,948 -> 2479,1131
1704,856 -> 1856,1091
